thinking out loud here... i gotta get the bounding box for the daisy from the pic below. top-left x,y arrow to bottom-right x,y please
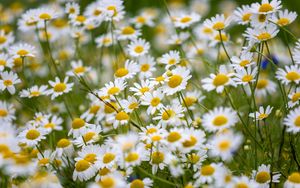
96,145 -> 120,169
231,51 -> 255,70
244,24 -> 279,43
116,25 -> 141,41
114,60 -> 139,80
123,144 -> 148,168
210,31 -> 230,46
69,118 -> 92,137
81,102 -> 104,122
161,128 -> 185,151
271,9 -> 297,27
250,0 -> 282,15
73,124 -> 102,147
180,128 -> 206,153
284,172 -> 300,188
0,53 -> 13,71
36,7 -> 59,22
140,90 -> 164,115
84,2 -> 104,21
18,9 -> 39,32
249,105 -> 273,121
194,163 -> 222,184
159,50 -> 181,69
288,88 -> 300,108
0,30 -> 14,50
19,85 -> 48,98
137,55 -> 156,79
184,149 -> 208,171
173,12 -> 201,29
204,14 -> 231,31
107,110 -> 130,128
0,100 -> 15,122
130,13 -> 155,28
255,77 -> 277,97
231,176 -> 258,188
233,66 -> 258,85
70,15 -> 88,26
73,159 -> 98,181
76,145 -> 102,167
276,65 -> 300,85
234,5 -> 252,25
208,130 -> 243,161
89,172 -> 126,188
47,77 -> 74,99
250,13 -> 271,28
182,90 -> 205,110
202,65 -> 236,93
9,43 -> 36,58
65,2 -> 80,17
283,106 -> 300,134
153,104 -> 184,127
40,114 -> 63,133
127,38 -> 150,57
55,138 -> 74,157
37,150 -> 54,168
252,164 -> 281,186
101,0 -> 125,22
17,125 -> 47,147
0,71 -> 21,94
128,178 -> 153,188
202,107 -> 238,132
163,66 -> 192,96
100,79 -> 127,98
150,146 -> 172,174
130,79 -> 155,96
67,60 -> 92,77
193,24 -> 215,40
120,96 -> 139,113
167,32 -> 190,45
95,33 -> 114,47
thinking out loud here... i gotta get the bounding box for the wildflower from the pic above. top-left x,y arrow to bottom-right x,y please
244,24 -> 279,43
276,65 -> 300,85
271,9 -> 297,26
284,172 -> 300,188
159,50 -> 181,69
234,5 -> 252,25
18,125 -> 47,147
173,12 -> 201,29
204,14 -> 231,31
233,66 -> 258,85
0,71 -> 21,94
250,0 -> 282,15
249,106 -> 273,121
114,60 -> 139,80
252,164 -> 281,186
127,38 -> 150,57
9,43 -> 36,58
20,85 -> 48,98
283,106 -> 300,134
47,77 -> 74,99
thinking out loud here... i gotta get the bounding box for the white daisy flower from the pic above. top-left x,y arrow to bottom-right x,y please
231,51 -> 255,70
233,66 -> 258,85
244,24 -> 279,43
96,145 -> 120,169
127,38 -> 150,57
130,13 -> 155,28
67,60 -> 92,77
271,9 -> 297,26
18,125 -> 47,147
40,114 -> 63,133
114,60 -> 139,80
137,55 -> 156,79
0,53 -> 13,71
167,32 -> 190,45
173,12 -> 201,29
284,172 -> 300,188
95,33 -> 114,47
81,102 -> 104,122
47,77 -> 73,100
116,25 -> 141,41
100,79 -> 127,98
55,138 -> 74,157
250,0 -> 282,15
65,2 -> 80,17
73,158 -> 98,181
19,85 -> 48,98
73,124 -> 102,147
283,106 -> 300,134
107,110 -> 130,129
204,14 -> 231,31
89,172 -> 126,188
180,128 -> 206,153
37,150 -> 55,168
288,88 -> 300,108
0,30 -> 14,50
36,7 -> 59,22
0,71 -> 21,94
69,118 -> 92,137
194,163 -> 222,184
9,43 -> 36,58
276,65 -> 300,85
252,164 -> 280,186
130,79 -> 155,96
123,144 -> 148,168
101,0 -> 125,22
234,5 -> 252,25
128,178 -> 153,188
202,107 -> 238,133
149,146 -> 172,174
255,77 -> 277,97
0,100 -> 15,123
120,96 -> 139,113
250,13 -> 271,28
231,176 -> 259,188
159,50 -> 181,69
154,104 -> 184,127
140,90 -> 164,115
249,105 -> 273,121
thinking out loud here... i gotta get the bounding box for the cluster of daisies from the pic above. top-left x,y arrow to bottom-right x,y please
1,0 -> 300,187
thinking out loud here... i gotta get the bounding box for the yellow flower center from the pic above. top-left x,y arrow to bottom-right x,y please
152,151 -> 164,164
84,153 -> 97,163
168,58 -> 176,65
292,92 -> 300,102
182,136 -> 197,147
108,86 -> 120,95
203,27 -> 213,34
146,128 -> 157,134
0,36 -> 7,44
218,140 -> 231,151
44,122 -> 55,129
239,60 -> 250,67
26,129 -> 40,140
129,102 -> 139,109
188,153 -> 200,164
168,75 -> 183,88
99,177 -> 115,188
75,160 -> 90,172
201,165 -> 215,176
89,105 -> 100,114
103,153 -> 115,164
53,83 -> 66,92
74,66 -> 85,74
151,135 -> 162,142
288,172 -> 300,183
107,6 -> 117,16
242,13 -> 252,22
215,33 -> 228,41
286,71 -> 300,81
83,132 -> 96,142
98,168 -> 110,176
38,158 -> 50,166
39,13 -> 51,20
0,60 -> 6,66
258,14 -> 266,22
57,138 -> 71,148
155,76 -> 165,82
115,68 -> 129,78
104,102 -> 117,114
256,32 -> 271,41
213,74 -> 229,86
72,118 -> 85,129
258,113 -> 268,120
213,22 -> 225,30
134,46 -> 144,53
162,109 -> 174,120
150,97 -> 160,107
259,3 -> 273,13
277,18 -> 290,26
184,97 -> 197,107
93,9 -> 102,16
116,111 -> 129,121
141,64 -> 150,72
3,80 -> 12,86
180,16 -> 192,23
257,79 -> 268,89
136,16 -> 146,23
213,115 -> 228,126
17,49 -> 29,56
236,183 -> 249,188
122,26 -> 135,35
0,109 -> 8,117
125,152 -> 139,162
130,179 -> 144,188
256,171 -> 271,183
294,116 -> 300,127
76,15 -> 86,23
167,132 -> 181,142
242,75 -> 253,82
30,91 -> 40,97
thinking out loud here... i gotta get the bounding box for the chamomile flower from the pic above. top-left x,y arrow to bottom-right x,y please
123,144 -> 148,168
89,172 -> 126,188
288,88 -> 300,108
202,65 -> 236,93
9,43 -> 36,58
130,79 -> 155,96
204,14 -> 231,31
20,85 -> 48,98
249,105 -> 273,121
284,172 -> 300,188
233,66 -> 258,85
73,158 -> 98,181
250,13 -> 271,28
231,176 -> 258,188
167,32 -> 190,45
101,0 -> 125,22
250,0 -> 282,15
180,128 -> 206,153
120,96 -> 139,113
283,106 -> 300,134
36,7 -> 59,22
163,66 -> 192,95
231,51 -> 255,70
37,150 -> 54,168
55,138 -> 74,157
40,114 -> 63,133
107,111 -> 130,128
18,9 -> 39,32
271,9 -> 297,26
202,107 -> 238,132
65,2 -> 80,17
95,33 -> 114,47
128,178 -> 153,188
127,38 -> 150,57
252,164 -> 280,187
140,90 -> 164,115
96,145 -> 120,169
67,60 -> 92,77
182,90 -> 205,110
0,71 -> 21,94
184,149 -> 208,171
18,125 -> 47,147
0,53 -> 13,71
162,128 -> 185,150
74,124 -> 102,147
208,130 -> 243,161
150,146 -> 172,174
154,104 -> 184,127
114,60 -> 139,80
69,118 -> 92,137
100,79 -> 127,98
244,24 -> 279,43
194,163 -> 222,184
0,100 -> 15,122
0,30 -> 14,50
255,77 -> 277,97
276,65 -> 300,85
117,25 -> 141,41
234,5 -> 252,25
173,12 -> 201,29
47,77 -> 74,99
137,55 -> 156,79
160,50 -> 181,69
131,13 -> 155,28
81,102 -> 104,122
